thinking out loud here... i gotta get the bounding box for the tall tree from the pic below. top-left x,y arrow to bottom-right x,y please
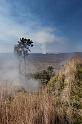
14,37 -> 33,83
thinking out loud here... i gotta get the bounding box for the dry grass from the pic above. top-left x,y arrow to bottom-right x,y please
0,83 -> 81,124
0,84 -> 71,124
0,58 -> 82,124
0,85 -> 56,124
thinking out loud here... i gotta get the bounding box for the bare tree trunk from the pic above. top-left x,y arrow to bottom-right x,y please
18,57 -> 23,85
24,54 -> 27,84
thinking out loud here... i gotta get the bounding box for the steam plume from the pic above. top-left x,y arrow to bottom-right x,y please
33,28 -> 61,54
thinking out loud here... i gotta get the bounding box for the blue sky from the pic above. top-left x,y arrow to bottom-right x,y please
0,0 -> 82,53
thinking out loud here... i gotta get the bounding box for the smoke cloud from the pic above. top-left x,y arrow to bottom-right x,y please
0,53 -> 40,91
33,28 -> 65,54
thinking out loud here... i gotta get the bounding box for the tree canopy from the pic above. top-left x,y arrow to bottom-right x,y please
14,37 -> 33,57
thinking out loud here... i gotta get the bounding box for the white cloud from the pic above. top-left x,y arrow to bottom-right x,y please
34,30 -> 55,44
0,0 -> 66,53
32,28 -> 66,53
34,28 -> 65,44
0,0 -> 32,52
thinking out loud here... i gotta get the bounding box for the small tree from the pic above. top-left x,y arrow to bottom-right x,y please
33,66 -> 54,85
47,66 -> 54,79
14,38 -> 33,57
14,37 -> 33,82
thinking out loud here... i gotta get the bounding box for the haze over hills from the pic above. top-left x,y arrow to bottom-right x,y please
0,52 -> 82,87
0,52 -> 82,71
27,52 -> 82,71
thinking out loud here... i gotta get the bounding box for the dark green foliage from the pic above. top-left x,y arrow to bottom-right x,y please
14,37 -> 33,57
76,64 -> 82,81
73,113 -> 82,124
33,66 -> 55,84
59,75 -> 65,91
75,64 -> 82,95
16,87 -> 27,93
47,66 -> 54,79
70,64 -> 82,110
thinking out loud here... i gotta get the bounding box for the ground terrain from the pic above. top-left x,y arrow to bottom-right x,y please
0,53 -> 82,124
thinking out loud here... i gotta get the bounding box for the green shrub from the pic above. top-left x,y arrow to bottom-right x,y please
33,66 -> 55,85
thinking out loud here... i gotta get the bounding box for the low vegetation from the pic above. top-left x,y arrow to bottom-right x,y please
0,57 -> 82,124
33,66 -> 54,84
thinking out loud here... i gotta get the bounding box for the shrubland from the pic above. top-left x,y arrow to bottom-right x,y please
0,57 -> 82,124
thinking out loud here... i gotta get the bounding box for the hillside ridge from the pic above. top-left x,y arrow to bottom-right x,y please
48,57 -> 82,123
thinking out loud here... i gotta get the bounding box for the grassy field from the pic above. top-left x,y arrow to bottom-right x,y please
0,57 -> 82,124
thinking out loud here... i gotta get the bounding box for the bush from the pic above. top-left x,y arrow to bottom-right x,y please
33,66 -> 55,84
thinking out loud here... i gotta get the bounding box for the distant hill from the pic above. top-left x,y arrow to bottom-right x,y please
27,52 -> 82,72
0,52 -> 82,72
26,52 -> 82,71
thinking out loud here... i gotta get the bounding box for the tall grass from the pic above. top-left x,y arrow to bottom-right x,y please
0,57 -> 82,124
0,83 -> 71,124
0,84 -> 55,124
